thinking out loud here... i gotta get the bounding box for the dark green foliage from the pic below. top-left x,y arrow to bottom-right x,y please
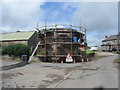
2,46 -> 8,55
0,47 -> 2,55
2,43 -> 30,59
102,50 -> 106,52
114,59 -> 120,63
116,51 -> 120,54
112,48 -> 117,51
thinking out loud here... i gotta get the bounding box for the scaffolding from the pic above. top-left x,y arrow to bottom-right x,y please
36,24 -> 86,62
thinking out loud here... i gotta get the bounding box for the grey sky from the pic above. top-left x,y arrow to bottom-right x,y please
1,1 -> 118,46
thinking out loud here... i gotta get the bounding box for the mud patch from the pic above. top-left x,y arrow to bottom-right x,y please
17,72 -> 24,75
47,74 -> 63,83
2,72 -> 24,80
52,67 -> 63,70
2,72 -> 24,86
113,62 -> 120,70
2,73 -> 16,80
42,66 -> 53,67
64,64 -> 99,75
80,66 -> 99,70
66,70 -> 98,80
38,74 -> 63,88
64,65 -> 83,75
38,84 -> 48,88
42,66 -> 63,70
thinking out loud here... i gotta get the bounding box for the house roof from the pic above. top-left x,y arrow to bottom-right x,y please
0,31 -> 35,41
102,33 -> 120,42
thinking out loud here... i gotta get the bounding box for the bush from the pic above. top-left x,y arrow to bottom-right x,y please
102,50 -> 106,52
112,48 -> 117,51
2,43 -> 30,59
114,59 -> 120,63
0,47 -> 2,55
116,51 -> 120,54
86,50 -> 95,58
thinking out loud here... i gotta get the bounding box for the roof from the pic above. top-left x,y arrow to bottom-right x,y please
48,28 -> 78,32
0,31 -> 35,41
102,33 -> 120,42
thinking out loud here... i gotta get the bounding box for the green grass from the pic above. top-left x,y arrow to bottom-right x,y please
86,50 -> 95,54
116,51 -> 120,54
114,59 -> 120,63
0,47 -> 2,53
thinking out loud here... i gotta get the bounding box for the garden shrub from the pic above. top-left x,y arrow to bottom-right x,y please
2,43 -> 30,59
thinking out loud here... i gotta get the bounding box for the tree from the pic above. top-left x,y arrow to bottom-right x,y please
2,43 -> 30,59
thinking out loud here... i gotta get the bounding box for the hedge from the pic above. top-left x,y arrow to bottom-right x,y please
2,43 -> 30,59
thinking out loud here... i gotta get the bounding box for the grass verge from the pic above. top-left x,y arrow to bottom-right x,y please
86,50 -> 95,54
114,59 -> 120,63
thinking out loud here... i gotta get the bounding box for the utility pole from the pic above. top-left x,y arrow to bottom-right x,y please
45,17 -> 47,30
84,23 -> 87,43
36,22 -> 39,31
117,33 -> 120,51
84,23 -> 87,50
80,19 -> 82,32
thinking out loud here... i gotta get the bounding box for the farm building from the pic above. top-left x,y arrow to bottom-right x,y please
101,33 -> 120,51
34,25 -> 87,62
0,25 -> 88,62
0,31 -> 38,50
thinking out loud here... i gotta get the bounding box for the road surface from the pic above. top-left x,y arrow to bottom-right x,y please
1,54 -> 119,88
55,55 -> 118,88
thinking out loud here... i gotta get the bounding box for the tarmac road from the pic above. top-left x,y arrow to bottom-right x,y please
55,55 -> 119,88
1,54 -> 119,88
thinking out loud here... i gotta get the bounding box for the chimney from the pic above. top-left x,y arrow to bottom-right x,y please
105,36 -> 108,39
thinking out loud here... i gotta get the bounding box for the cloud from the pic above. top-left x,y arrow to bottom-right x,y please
56,2 -> 118,46
1,1 -> 118,46
71,2 -> 118,46
1,0 -> 46,32
72,2 -> 118,30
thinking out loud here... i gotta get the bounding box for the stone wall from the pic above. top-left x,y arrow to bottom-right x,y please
0,40 -> 28,47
